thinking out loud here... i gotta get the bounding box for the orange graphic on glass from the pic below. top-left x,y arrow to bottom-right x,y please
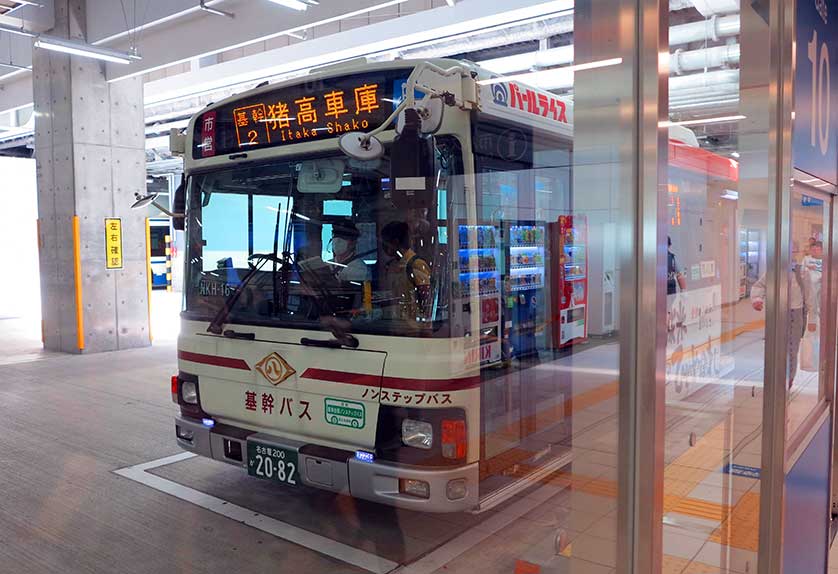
354,84 -> 380,115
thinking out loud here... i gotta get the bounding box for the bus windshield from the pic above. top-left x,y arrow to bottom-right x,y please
184,137 -> 460,338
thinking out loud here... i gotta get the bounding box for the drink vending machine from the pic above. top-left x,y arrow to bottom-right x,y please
504,222 -> 546,358
458,224 -> 502,366
551,215 -> 588,348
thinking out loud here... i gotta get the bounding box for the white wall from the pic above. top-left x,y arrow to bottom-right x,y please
0,157 -> 39,319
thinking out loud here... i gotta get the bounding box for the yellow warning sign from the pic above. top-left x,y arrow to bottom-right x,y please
105,218 -> 123,270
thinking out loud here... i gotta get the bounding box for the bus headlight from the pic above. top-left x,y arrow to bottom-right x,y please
181,380 -> 199,405
402,419 -> 433,450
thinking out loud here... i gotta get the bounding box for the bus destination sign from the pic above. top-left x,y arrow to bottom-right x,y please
194,71 -> 407,159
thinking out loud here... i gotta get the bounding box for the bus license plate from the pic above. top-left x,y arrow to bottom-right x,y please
247,441 -> 299,487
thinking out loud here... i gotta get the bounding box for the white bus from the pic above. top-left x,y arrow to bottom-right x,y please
163,58 -> 719,513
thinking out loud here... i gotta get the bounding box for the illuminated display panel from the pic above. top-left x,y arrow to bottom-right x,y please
193,70 -> 411,159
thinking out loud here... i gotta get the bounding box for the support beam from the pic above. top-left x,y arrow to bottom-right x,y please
34,0 -> 150,353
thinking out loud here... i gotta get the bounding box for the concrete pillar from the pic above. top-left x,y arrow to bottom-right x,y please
34,0 -> 150,353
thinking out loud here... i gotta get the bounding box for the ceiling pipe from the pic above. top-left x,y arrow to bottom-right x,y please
671,42 -> 739,74
670,14 -> 739,45
479,42 -> 739,76
688,0 -> 739,17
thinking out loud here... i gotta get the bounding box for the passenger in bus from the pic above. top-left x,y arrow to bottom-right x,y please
751,265 -> 808,386
328,220 -> 370,283
381,221 -> 432,327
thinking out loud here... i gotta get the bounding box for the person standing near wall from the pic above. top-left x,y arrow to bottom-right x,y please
751,264 -> 809,386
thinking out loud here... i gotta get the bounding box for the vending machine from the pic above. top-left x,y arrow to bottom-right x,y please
504,222 -> 547,359
458,224 -> 502,366
552,215 -> 588,348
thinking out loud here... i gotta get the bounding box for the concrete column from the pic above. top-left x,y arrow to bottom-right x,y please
34,0 -> 150,353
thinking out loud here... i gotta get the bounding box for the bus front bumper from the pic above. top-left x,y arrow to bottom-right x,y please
175,415 -> 479,513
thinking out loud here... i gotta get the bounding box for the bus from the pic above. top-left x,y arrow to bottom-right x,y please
163,58 -> 727,513
148,218 -> 171,289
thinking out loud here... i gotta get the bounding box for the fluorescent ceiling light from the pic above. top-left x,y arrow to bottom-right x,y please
477,57 -> 623,86
660,114 -> 746,128
266,0 -> 309,10
35,35 -> 135,64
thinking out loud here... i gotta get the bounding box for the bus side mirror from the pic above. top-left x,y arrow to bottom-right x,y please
391,108 -> 434,180
390,108 -> 434,210
172,179 -> 186,231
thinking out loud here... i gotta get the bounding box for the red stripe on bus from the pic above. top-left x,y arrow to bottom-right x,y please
300,368 -> 380,387
301,368 -> 480,392
178,350 -> 251,371
381,376 -> 480,392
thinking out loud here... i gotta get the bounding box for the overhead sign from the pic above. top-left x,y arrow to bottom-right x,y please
193,70 -> 411,159
793,0 -> 838,185
105,218 -> 123,270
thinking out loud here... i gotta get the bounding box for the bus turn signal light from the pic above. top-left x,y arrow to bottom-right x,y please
441,419 -> 467,460
171,375 -> 179,403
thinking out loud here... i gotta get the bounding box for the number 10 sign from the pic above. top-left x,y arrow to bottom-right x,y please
793,0 -> 838,186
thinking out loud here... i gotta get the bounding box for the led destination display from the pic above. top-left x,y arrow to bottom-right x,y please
193,70 -> 409,159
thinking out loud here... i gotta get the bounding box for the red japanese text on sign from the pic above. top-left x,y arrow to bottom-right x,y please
509,83 -> 568,123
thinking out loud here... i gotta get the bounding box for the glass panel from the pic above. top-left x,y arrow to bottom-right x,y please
786,188 -> 831,439
662,2 -> 770,572
185,142 -> 457,336
171,3 -> 636,574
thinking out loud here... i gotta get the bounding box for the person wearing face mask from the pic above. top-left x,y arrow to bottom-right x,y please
329,220 -> 370,283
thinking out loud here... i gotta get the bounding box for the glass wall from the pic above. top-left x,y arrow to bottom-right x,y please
661,2 -> 772,572
786,187 -> 831,440
174,4 -> 640,574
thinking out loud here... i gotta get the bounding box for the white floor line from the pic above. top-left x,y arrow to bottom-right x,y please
114,453 -> 399,574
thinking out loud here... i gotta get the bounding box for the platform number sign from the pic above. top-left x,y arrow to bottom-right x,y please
793,0 -> 838,185
105,218 -> 123,270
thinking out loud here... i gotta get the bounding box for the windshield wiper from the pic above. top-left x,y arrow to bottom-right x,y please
206,253 -> 281,335
301,334 -> 359,349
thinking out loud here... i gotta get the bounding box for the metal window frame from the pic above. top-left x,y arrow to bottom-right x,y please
618,0 -> 668,572
758,0 -> 796,571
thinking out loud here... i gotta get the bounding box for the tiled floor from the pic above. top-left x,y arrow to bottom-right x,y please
830,535 -> 838,573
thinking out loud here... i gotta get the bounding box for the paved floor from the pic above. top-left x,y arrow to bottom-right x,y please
0,291 -> 824,574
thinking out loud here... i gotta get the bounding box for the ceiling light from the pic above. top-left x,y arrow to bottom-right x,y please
477,57 -> 623,86
266,0 -> 309,10
445,0 -> 456,5
34,35 -> 135,65
659,115 -> 746,128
